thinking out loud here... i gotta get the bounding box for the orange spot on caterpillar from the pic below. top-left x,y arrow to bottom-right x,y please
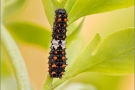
62,56 -> 66,60
62,64 -> 66,68
52,64 -> 57,68
53,56 -> 57,60
58,18 -> 62,22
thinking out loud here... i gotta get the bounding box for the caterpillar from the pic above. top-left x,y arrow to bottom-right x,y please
48,9 -> 68,78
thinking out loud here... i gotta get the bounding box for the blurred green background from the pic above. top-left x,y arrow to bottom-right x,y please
1,0 -> 134,90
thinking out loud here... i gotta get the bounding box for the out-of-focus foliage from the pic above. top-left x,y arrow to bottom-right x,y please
2,25 -> 32,90
6,21 -> 51,49
2,0 -> 28,20
42,0 -> 55,26
1,47 -> 12,77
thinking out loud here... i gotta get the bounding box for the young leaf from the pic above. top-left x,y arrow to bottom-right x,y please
1,25 -> 32,90
67,18 -> 85,47
85,28 -> 134,75
51,0 -> 68,9
5,21 -> 51,49
67,35 -> 83,65
64,0 -> 77,14
42,74 -> 53,90
66,22 -> 76,36
65,0 -> 134,24
66,18 -> 85,64
2,0 -> 27,20
42,0 -> 68,26
66,34 -> 101,76
59,0 -> 68,8
42,0 -> 55,26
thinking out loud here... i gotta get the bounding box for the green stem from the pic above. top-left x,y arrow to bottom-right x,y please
1,24 -> 32,90
42,74 -> 53,90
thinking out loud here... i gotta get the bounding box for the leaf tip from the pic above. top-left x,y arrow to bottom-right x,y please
95,33 -> 101,41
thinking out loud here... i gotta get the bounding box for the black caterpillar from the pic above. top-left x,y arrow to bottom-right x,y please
48,9 -> 68,78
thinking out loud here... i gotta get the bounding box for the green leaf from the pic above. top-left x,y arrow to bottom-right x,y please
42,74 -> 53,90
5,21 -> 51,49
67,18 -> 85,47
42,0 -> 55,26
86,28 -> 134,75
66,18 -> 85,63
64,0 -> 76,13
2,0 -> 27,20
52,34 -> 101,89
60,0 -> 68,7
67,35 -> 83,65
66,34 -> 101,75
61,83 -> 96,90
65,0 -> 134,24
52,0 -> 68,9
42,0 -> 68,26
66,22 -> 76,36
1,24 -> 32,90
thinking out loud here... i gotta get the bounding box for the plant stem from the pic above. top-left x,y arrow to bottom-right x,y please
1,25 -> 31,90
42,74 -> 53,90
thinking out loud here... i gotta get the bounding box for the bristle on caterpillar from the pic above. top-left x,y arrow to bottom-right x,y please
48,9 -> 68,78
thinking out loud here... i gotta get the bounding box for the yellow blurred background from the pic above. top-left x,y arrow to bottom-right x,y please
2,0 -> 134,90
